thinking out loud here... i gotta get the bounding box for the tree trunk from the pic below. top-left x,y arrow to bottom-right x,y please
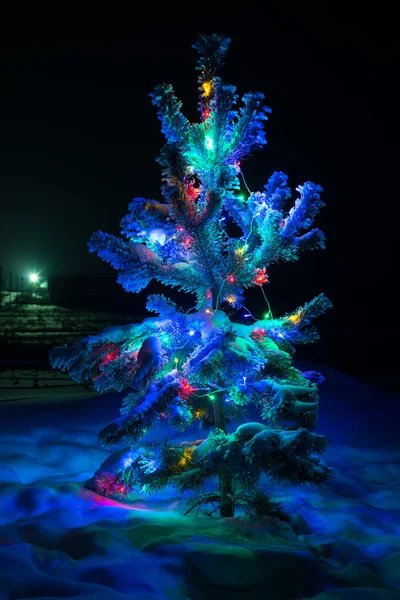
214,393 -> 235,517
219,470 -> 234,517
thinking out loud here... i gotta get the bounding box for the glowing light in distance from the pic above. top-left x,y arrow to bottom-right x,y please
29,273 -> 39,283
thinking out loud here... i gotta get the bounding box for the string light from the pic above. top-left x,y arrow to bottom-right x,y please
225,294 -> 237,305
227,275 -> 236,284
251,327 -> 267,342
235,245 -> 247,257
189,330 -> 195,336
179,379 -> 195,400
176,446 -> 195,469
287,312 -> 302,325
253,268 -> 268,286
202,80 -> 213,97
208,394 -> 216,400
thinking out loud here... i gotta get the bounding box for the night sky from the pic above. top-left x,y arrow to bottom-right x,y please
0,11 -> 397,372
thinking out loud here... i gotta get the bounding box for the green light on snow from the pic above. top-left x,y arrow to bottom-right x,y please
205,135 -> 214,150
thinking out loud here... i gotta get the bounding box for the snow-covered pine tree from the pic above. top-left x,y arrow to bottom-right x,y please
50,34 -> 332,517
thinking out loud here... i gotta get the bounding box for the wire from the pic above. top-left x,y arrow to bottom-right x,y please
261,287 -> 273,319
239,170 -> 252,195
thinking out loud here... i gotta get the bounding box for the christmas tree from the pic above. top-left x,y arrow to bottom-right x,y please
50,34 -> 332,518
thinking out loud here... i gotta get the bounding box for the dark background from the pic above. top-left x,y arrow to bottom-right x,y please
0,8 -> 397,378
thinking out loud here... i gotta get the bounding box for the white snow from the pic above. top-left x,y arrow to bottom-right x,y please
0,361 -> 399,599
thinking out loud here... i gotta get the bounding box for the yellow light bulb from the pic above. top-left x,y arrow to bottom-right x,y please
288,313 -> 301,324
202,80 -> 213,97
225,294 -> 237,305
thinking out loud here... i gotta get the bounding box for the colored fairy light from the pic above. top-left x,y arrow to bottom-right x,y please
219,216 -> 226,221
238,194 -> 245,201
176,446 -> 195,469
123,457 -> 133,468
225,294 -> 237,305
201,80 -> 213,97
174,357 -> 179,363
205,135 -> 214,150
101,348 -> 119,366
189,330 -> 195,336
235,245 -> 247,256
205,309 -> 213,314
179,379 -> 195,400
227,275 -> 236,284
244,314 -> 251,318
250,327 -> 267,342
288,312 -> 301,324
253,268 -> 268,286
208,394 -> 216,400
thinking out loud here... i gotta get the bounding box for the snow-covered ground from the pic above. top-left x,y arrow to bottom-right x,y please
0,362 -> 399,599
